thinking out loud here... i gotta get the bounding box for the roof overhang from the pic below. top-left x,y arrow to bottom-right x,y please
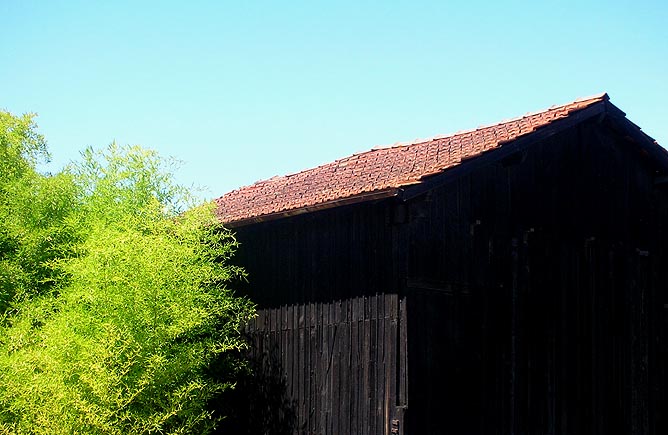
222,188 -> 399,228
602,100 -> 668,172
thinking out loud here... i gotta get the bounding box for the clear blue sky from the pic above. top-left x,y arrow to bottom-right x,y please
2,0 -> 666,201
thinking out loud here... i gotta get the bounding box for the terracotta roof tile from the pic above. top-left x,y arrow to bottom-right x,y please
215,94 -> 608,225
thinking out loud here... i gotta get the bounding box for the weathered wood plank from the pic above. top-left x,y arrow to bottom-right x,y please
331,301 -> 340,435
352,297 -> 361,435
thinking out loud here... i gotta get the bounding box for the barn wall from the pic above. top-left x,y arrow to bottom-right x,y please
237,294 -> 407,435
230,198 -> 409,434
403,119 -> 668,434
232,198 -> 401,307
225,116 -> 667,434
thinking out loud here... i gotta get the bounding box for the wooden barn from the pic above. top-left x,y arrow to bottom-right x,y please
214,94 -> 668,435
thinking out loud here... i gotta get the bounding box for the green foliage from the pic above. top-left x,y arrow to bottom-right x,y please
0,112 -> 255,434
0,112 -> 76,312
0,111 -> 48,184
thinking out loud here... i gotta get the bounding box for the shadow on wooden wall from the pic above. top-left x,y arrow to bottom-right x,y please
211,340 -> 297,435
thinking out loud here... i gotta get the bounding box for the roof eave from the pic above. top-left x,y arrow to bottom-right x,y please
221,188 -> 400,228
603,100 -> 668,173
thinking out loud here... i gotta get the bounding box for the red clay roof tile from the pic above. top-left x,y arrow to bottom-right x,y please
215,94 -> 608,225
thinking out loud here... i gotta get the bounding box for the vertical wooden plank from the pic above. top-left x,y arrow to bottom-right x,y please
399,295 -> 408,410
347,298 -> 354,434
324,302 -> 331,435
292,304 -> 304,427
288,304 -> 294,402
251,309 -> 260,359
269,306 -> 278,429
329,301 -> 336,435
281,306 -> 288,412
370,295 -> 379,435
289,304 -> 296,430
318,301 -> 327,435
351,297 -> 360,435
277,307 -> 285,427
332,301 -> 341,435
360,295 -> 367,435
316,302 -> 328,433
510,237 -> 519,435
362,295 -> 371,435
385,294 -> 397,435
631,250 -> 650,435
313,302 -> 319,435
340,298 -> 348,435
271,308 -> 277,366
347,298 -> 354,435
376,294 -> 386,435
379,294 -> 386,435
290,304 -> 298,432
262,308 -> 269,364
308,302 -> 317,435
297,303 -> 305,432
361,295 -> 368,435
303,302 -> 311,433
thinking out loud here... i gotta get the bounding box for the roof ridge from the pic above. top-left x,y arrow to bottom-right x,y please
573,92 -> 609,103
370,92 -> 608,152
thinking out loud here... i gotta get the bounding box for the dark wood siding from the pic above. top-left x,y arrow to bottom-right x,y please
235,294 -> 407,435
233,199 -> 400,307
403,120 -> 668,434
223,117 -> 667,434
229,183 -> 410,434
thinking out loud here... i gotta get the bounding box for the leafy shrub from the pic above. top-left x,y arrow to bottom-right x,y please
0,112 -> 254,434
